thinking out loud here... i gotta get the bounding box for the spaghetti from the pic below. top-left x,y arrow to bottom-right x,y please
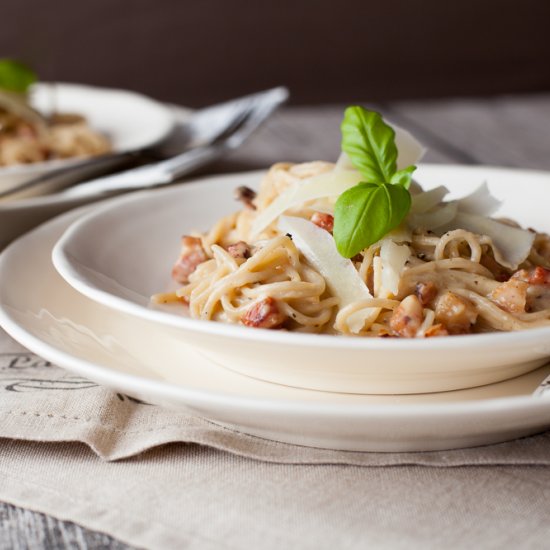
154,161 -> 550,338
0,107 -> 111,166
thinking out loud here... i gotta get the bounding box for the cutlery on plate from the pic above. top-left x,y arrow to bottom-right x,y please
0,86 -> 289,201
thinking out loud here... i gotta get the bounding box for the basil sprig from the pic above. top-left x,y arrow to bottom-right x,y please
334,182 -> 411,258
333,107 -> 416,258
0,59 -> 37,94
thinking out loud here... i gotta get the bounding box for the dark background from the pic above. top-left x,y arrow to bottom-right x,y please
3,0 -> 550,107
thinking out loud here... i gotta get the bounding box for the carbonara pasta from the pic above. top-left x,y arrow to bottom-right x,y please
0,60 -> 111,166
0,108 -> 111,166
153,161 -> 550,338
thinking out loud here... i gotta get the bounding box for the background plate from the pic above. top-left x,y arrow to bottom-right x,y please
0,82 -> 175,193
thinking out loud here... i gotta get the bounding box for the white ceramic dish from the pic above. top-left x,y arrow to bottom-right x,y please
53,165 -> 550,394
0,103 -> 189,250
0,82 -> 175,192
3,208 -> 550,451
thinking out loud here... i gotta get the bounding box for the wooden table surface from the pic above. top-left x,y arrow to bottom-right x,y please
2,94 -> 550,548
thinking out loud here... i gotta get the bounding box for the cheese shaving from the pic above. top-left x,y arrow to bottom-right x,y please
379,240 -> 411,296
251,171 -> 362,237
278,216 -> 377,333
441,212 -> 535,269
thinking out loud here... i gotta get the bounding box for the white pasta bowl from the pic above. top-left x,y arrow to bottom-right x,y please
52,165 -> 550,394
0,82 -> 175,194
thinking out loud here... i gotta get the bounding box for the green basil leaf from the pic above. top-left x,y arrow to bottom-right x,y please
341,106 -> 397,183
0,59 -> 37,94
333,182 -> 411,258
390,165 -> 416,188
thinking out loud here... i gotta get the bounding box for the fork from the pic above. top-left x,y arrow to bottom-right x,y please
62,86 -> 288,199
1,86 -> 289,201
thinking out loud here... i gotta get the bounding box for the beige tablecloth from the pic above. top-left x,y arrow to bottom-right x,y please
2,329 -> 550,548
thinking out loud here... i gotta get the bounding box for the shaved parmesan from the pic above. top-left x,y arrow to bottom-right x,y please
408,181 -> 504,233
384,224 -> 412,244
334,151 -> 356,172
457,181 -> 501,216
409,201 -> 458,231
393,125 -> 427,169
372,256 -> 382,298
251,171 -> 362,237
278,216 -> 377,333
379,240 -> 411,296
442,212 -> 535,269
254,119 -> 425,238
410,186 -> 449,215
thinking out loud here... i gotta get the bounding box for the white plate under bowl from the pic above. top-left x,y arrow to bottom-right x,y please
3,208 -> 550,451
52,165 -> 550,394
0,82 -> 175,193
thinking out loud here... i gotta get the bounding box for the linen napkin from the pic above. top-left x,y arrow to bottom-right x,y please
2,328 -> 550,466
3,441 -> 549,550
4,328 -> 550,549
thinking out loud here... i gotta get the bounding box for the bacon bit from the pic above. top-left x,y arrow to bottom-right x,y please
366,266 -> 375,294
424,323 -> 449,337
490,279 -> 529,313
16,123 -> 38,139
227,241 -> 251,259
389,295 -> 424,338
242,297 -> 286,329
511,269 -> 529,283
171,236 -> 207,284
310,212 -> 334,232
434,291 -> 477,335
513,266 -> 550,285
480,254 -> 510,282
415,281 -> 438,306
234,186 -> 257,209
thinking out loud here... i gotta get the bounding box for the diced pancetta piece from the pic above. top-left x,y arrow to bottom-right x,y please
310,212 -> 334,233
480,254 -> 510,282
389,294 -> 424,338
242,297 -> 286,329
171,236 -> 207,284
234,186 -> 257,209
434,291 -> 477,334
415,281 -> 438,306
226,241 -> 252,259
490,279 -> 529,314
513,266 -> 550,286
